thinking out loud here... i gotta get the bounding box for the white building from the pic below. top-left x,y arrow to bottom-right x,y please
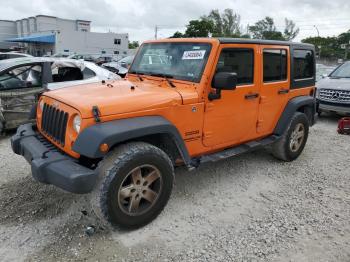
0,20 -> 18,51
0,15 -> 129,57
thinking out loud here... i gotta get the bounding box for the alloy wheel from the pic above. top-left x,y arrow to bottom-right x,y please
117,165 -> 162,216
289,123 -> 305,152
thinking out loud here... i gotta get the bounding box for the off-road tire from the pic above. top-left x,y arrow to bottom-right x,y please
91,142 -> 174,229
272,112 -> 309,162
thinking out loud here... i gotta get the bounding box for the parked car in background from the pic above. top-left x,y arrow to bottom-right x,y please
0,52 -> 33,61
51,53 -> 71,58
68,54 -> 98,62
316,61 -> 350,115
0,57 -> 120,132
101,62 -> 128,77
95,55 -> 116,66
117,55 -> 135,68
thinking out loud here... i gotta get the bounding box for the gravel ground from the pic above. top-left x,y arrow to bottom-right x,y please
0,114 -> 349,262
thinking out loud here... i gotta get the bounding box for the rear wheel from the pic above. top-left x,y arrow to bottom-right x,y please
272,112 -> 309,162
91,142 -> 174,229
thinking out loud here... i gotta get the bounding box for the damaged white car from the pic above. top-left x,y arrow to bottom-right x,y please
0,57 -> 120,132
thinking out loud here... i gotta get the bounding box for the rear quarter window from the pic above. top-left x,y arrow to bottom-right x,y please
293,50 -> 314,80
291,49 -> 315,89
83,67 -> 96,79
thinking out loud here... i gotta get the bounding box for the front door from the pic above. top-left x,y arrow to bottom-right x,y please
203,45 -> 261,148
257,45 -> 290,135
0,63 -> 44,129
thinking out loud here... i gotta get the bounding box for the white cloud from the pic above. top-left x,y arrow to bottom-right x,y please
0,0 -> 349,42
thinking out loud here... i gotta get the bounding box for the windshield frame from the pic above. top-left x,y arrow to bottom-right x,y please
129,42 -> 212,83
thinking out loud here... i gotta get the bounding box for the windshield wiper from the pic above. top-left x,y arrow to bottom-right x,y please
149,73 -> 176,88
129,70 -> 144,81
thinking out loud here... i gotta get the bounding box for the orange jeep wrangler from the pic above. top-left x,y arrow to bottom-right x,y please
11,38 -> 316,229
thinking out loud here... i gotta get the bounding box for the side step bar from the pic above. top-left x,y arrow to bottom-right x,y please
196,135 -> 280,165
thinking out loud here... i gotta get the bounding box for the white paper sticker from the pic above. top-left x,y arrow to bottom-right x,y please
182,50 -> 206,60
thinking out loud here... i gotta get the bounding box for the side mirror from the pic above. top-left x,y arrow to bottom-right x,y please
209,72 -> 237,101
212,72 -> 237,90
321,74 -> 328,79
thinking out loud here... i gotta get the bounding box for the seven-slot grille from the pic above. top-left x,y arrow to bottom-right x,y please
319,89 -> 350,104
41,103 -> 69,146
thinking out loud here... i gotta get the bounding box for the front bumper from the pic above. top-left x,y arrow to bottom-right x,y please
11,124 -> 97,194
317,100 -> 350,114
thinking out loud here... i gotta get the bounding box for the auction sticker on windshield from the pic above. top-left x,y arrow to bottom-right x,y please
182,50 -> 206,60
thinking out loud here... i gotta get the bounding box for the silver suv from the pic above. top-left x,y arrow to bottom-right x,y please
316,61 -> 350,115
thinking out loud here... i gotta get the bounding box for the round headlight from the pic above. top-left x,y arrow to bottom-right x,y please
73,115 -> 81,133
39,100 -> 44,111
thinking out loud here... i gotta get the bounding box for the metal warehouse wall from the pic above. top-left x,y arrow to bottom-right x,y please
56,31 -> 128,55
0,20 -> 18,50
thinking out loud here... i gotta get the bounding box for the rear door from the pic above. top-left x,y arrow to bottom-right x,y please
203,44 -> 261,147
257,45 -> 290,135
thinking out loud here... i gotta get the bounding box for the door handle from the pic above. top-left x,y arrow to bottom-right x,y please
245,93 -> 259,100
278,89 -> 289,95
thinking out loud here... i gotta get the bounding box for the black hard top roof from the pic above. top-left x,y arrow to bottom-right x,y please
218,38 -> 314,49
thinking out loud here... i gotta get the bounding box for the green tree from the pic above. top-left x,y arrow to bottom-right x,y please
249,17 -> 285,40
128,41 -> 139,49
203,9 -> 241,37
185,19 -> 214,37
170,31 -> 185,38
302,35 -> 348,59
283,18 -> 300,41
222,9 -> 241,37
338,30 -> 350,59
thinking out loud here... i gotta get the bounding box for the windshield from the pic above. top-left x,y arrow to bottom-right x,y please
129,42 -> 212,82
330,62 -> 350,78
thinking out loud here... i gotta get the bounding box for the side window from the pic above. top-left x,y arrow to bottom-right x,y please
0,64 -> 42,91
0,54 -> 8,60
52,67 -> 84,82
8,54 -> 23,59
216,49 -> 254,85
293,50 -> 314,80
263,49 -> 287,82
83,67 -> 96,79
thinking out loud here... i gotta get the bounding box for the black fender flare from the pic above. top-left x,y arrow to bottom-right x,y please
274,96 -> 316,136
72,116 -> 191,165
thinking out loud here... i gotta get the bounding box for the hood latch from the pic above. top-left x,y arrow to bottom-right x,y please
92,106 -> 101,123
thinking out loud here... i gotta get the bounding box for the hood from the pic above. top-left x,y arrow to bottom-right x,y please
317,77 -> 350,91
45,79 -> 184,118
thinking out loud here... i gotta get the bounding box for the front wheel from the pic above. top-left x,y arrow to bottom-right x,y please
272,112 -> 309,162
91,142 -> 174,229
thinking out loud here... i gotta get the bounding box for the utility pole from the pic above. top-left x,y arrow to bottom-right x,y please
345,40 -> 350,60
155,25 -> 158,40
314,25 -> 321,59
314,25 -> 320,37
